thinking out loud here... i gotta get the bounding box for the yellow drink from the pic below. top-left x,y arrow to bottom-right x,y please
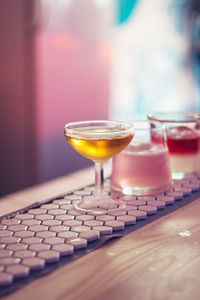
65,126 -> 134,162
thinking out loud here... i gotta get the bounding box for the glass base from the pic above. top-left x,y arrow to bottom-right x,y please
111,182 -> 172,196
73,196 -> 124,215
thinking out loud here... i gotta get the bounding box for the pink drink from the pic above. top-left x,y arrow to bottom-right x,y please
111,143 -> 172,195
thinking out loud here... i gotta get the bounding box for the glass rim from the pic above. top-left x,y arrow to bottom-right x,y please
147,111 -> 200,123
130,119 -> 161,130
64,120 -> 134,137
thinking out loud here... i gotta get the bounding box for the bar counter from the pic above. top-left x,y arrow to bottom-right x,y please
1,166 -> 200,300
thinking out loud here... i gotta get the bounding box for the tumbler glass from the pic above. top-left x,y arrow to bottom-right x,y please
148,112 -> 200,179
111,121 -> 172,195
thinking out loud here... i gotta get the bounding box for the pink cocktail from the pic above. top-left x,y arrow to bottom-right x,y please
111,122 -> 172,195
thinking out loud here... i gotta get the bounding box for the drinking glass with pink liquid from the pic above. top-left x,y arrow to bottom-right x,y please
148,112 -> 200,179
111,121 -> 172,195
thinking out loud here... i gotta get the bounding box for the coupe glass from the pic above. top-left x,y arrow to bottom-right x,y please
64,120 -> 134,214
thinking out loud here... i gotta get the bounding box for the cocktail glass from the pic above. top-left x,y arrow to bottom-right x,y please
148,112 -> 200,179
64,120 -> 134,214
111,121 -> 172,195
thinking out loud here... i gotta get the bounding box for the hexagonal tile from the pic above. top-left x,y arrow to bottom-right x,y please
0,257 -> 21,266
35,214 -> 54,221
0,237 -> 21,244
43,237 -> 65,245
6,264 -> 30,278
138,205 -> 157,215
28,208 -> 47,215
55,214 -> 75,221
22,257 -> 45,270
22,219 -> 41,226
49,225 -> 69,233
156,195 -> 175,205
22,237 -> 43,245
62,220 -> 82,227
174,187 -> 191,196
15,214 -> 34,221
119,195 -> 137,202
96,215 -> 115,222
40,204 -> 59,210
75,215 -> 95,221
128,210 -> 147,220
7,224 -> 28,232
1,219 -> 21,225
47,209 -> 66,216
52,244 -> 74,256
0,250 -> 13,258
6,243 -> 28,252
13,250 -> 36,259
124,205 -> 138,212
0,230 -> 13,238
116,215 -> 136,225
146,200 -> 165,209
42,219 -> 62,226
124,200 -> 146,206
66,237 -> 87,249
70,226 -> 91,233
137,196 -> 156,201
14,231 -> 35,238
83,220 -> 103,227
165,191 -> 182,200
0,272 -> 13,286
35,231 -> 56,239
57,231 -> 78,239
28,225 -> 49,232
37,250 -> 60,263
59,204 -> 74,210
105,220 -> 125,231
0,225 -> 7,230
89,226 -> 112,235
29,243 -> 50,252
79,229 -> 100,242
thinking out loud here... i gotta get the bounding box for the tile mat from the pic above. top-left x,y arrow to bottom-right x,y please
1,176 -> 200,297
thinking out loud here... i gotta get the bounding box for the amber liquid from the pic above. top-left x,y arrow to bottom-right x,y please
65,126 -> 134,162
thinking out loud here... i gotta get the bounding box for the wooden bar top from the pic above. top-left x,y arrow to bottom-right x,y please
1,166 -> 200,300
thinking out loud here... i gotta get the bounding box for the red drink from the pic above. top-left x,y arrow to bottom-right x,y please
148,112 -> 200,178
166,126 -> 199,154
164,126 -> 200,176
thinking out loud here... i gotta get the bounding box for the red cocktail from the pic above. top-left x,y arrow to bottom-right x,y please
148,112 -> 200,179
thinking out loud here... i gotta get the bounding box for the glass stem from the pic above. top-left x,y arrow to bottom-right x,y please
95,162 -> 104,198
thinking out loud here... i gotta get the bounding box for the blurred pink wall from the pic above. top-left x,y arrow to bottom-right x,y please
0,0 -> 37,196
35,0 -> 112,182
0,0 -> 112,196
